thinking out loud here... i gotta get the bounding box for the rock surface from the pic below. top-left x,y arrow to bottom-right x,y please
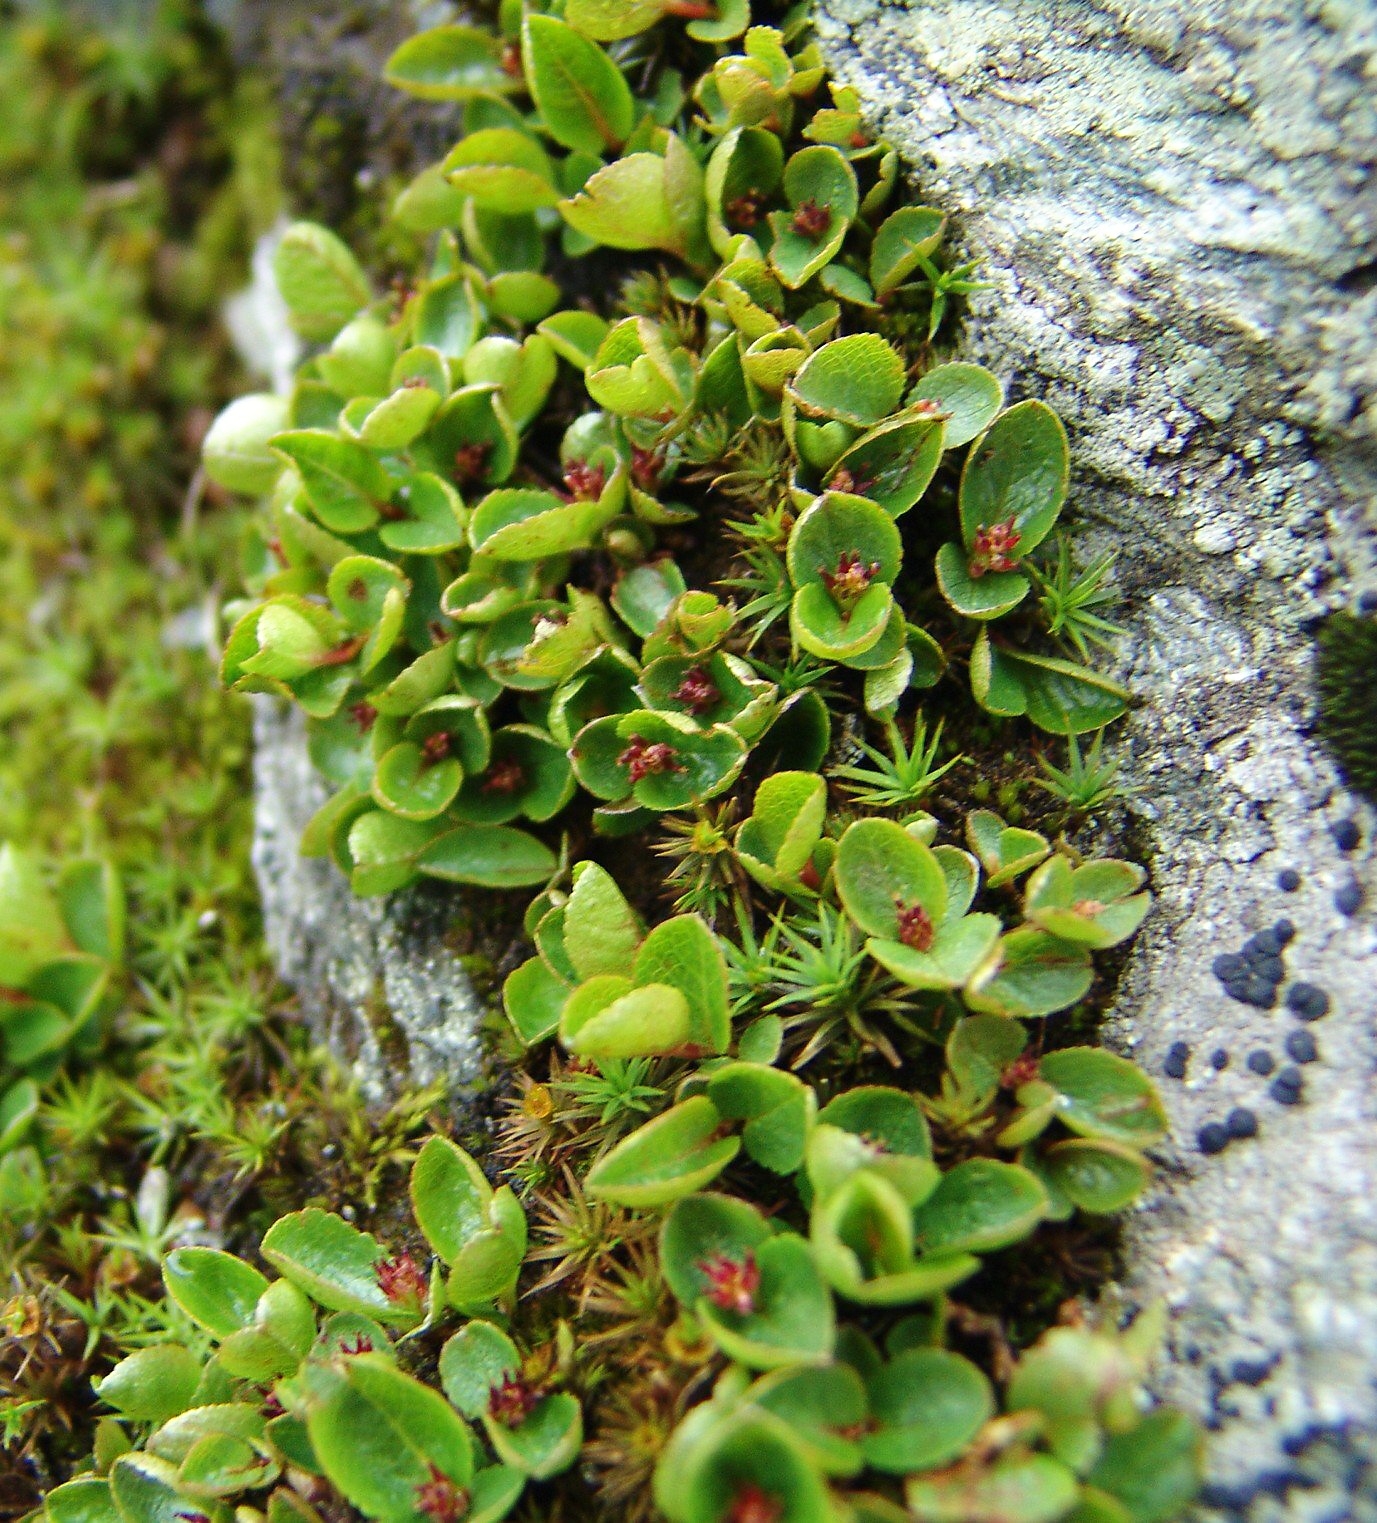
252,698 -> 487,1101
811,0 -> 1376,1510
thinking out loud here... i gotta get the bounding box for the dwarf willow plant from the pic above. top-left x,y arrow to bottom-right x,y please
177,4 -> 1202,1522
0,844 -> 124,1160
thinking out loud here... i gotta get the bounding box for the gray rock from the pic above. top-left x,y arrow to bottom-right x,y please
813,0 -> 1376,1508
252,698 -> 487,1102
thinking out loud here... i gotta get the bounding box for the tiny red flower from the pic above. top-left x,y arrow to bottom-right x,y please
969,516 -> 1022,577
895,900 -> 935,952
481,758 -> 526,795
414,1464 -> 470,1523
375,1251 -> 427,1305
1001,1053 -> 1042,1090
488,1374 -> 540,1427
339,1334 -> 374,1356
420,731 -> 452,767
562,458 -> 607,501
725,1483 -> 783,1523
819,550 -> 881,613
618,735 -> 684,783
630,445 -> 665,493
696,1250 -> 761,1316
725,190 -> 766,228
672,665 -> 720,715
827,464 -> 875,497
791,198 -> 832,242
453,442 -> 491,484
348,700 -> 378,733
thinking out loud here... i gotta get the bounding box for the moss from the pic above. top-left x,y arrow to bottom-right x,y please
1316,610 -> 1377,801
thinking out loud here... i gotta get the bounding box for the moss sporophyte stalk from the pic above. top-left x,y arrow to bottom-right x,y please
8,1 -> 1207,1520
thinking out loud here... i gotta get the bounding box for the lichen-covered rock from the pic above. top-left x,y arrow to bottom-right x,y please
812,0 -> 1376,1509
252,698 -> 487,1102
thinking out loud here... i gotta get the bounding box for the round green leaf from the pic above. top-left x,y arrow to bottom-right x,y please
1038,1048 -> 1169,1147
959,399 -> 1069,557
788,333 -> 905,427
835,817 -> 947,940
907,362 -> 1004,449
912,1159 -> 1048,1255
584,1096 -> 739,1207
161,1250 -> 268,1340
1043,1139 -> 1150,1215
523,16 -> 633,156
862,1349 -> 993,1473
417,824 -> 557,889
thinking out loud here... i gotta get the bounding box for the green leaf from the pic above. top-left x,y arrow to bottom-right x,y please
1038,1048 -> 1169,1147
564,0 -> 665,40
45,1478 -> 118,1523
261,1209 -> 418,1326
869,206 -> 947,296
385,25 -> 515,100
417,825 -> 557,888
633,915 -> 731,1055
108,1455 -> 198,1523
706,1063 -> 814,1173
787,492 -> 902,591
503,955 -> 570,1046
307,1355 -> 475,1520
959,400 -> 1069,557
485,1391 -> 583,1480
788,334 -> 905,427
564,861 -> 643,980
828,412 -> 945,518
976,640 -> 1132,735
768,146 -> 859,289
96,1345 -> 202,1425
867,913 -> 1001,992
735,771 -> 827,890
1042,1139 -> 1150,1214
678,1414 -> 834,1523
560,153 -> 686,256
561,977 -> 693,1059
1024,856 -> 1150,949
585,1096 -> 739,1207
202,393 -> 290,494
697,1233 -> 835,1370
965,928 -> 1094,1019
908,362 -> 1004,449
445,129 -> 559,214
439,1320 -> 518,1419
835,817 -> 947,940
271,430 -> 389,535
907,1453 -> 1079,1522
410,1136 -> 493,1266
273,222 -> 371,342
862,1349 -> 993,1473
659,1194 -> 772,1308
1087,1410 -> 1202,1523
935,541 -> 1031,621
161,1250 -> 268,1339
523,17 -> 634,156
0,842 -> 69,985
470,487 -> 610,561
965,810 -> 1050,888
912,1159 -> 1048,1254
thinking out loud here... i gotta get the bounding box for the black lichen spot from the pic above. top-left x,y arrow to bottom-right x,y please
1197,1122 -> 1229,1155
1270,1067 -> 1304,1105
1246,1049 -> 1275,1076
1210,1047 -> 1229,1071
1332,817 -> 1360,853
1277,867 -> 1301,893
1213,952 -> 1245,981
1163,1040 -> 1189,1079
1335,877 -> 1364,917
1272,918 -> 1295,945
1284,1029 -> 1318,1064
1225,1107 -> 1258,1141
1285,982 -> 1330,1021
